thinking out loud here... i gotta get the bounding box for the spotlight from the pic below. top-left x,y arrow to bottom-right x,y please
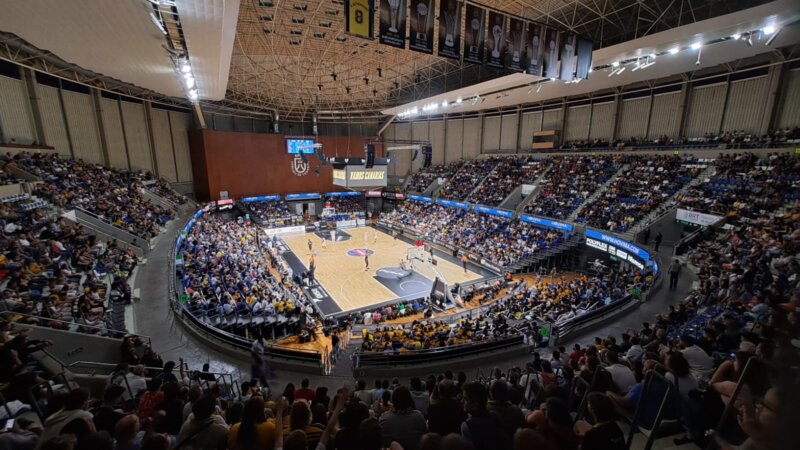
455,97 -> 462,104
690,42 -> 701,50
695,47 -> 702,66
549,77 -> 556,81
185,76 -> 195,89
617,66 -> 626,74
765,28 -> 781,46
441,100 -> 448,108
611,61 -> 620,67
669,46 -> 680,55
527,87 -> 533,94
181,63 -> 191,73
536,84 -> 542,93
188,89 -> 198,100
588,67 -> 593,73
762,25 -> 776,35
731,33 -> 741,40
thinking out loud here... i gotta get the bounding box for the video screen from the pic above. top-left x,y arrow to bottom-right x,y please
286,138 -> 316,154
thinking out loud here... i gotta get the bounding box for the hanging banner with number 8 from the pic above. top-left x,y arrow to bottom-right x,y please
346,0 -> 374,39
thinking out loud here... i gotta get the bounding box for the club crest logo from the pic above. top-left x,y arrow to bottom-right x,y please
346,248 -> 374,257
291,155 -> 309,176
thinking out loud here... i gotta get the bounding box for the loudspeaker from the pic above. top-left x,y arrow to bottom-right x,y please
365,144 -> 376,168
422,145 -> 432,168
315,146 -> 325,164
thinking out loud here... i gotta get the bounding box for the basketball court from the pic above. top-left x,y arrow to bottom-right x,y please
277,226 -> 485,316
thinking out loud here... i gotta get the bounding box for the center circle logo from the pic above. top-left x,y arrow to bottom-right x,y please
347,248 -> 374,257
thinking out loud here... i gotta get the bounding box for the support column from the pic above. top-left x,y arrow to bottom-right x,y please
91,89 -> 111,167
22,68 -> 46,146
144,102 -> 161,178
477,112 -> 484,156
559,99 -> 568,135
611,92 -> 622,141
759,62 -> 787,135
117,99 -> 132,170
676,81 -> 691,138
56,81 -> 75,159
718,73 -> 733,135
514,106 -> 522,152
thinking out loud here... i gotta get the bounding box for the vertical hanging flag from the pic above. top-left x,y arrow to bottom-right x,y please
463,3 -> 485,64
345,0 -> 374,39
543,28 -> 560,79
438,0 -> 462,59
379,0 -> 407,48
409,0 -> 434,53
575,38 -> 594,79
559,33 -> 577,81
526,23 -> 545,76
506,18 -> 526,72
486,11 -> 506,69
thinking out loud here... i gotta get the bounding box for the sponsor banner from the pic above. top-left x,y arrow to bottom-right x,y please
485,11 -> 506,68
263,225 -> 307,236
480,259 -> 501,273
585,229 -> 651,262
543,27 -> 560,79
408,195 -> 433,203
356,219 -> 367,226
507,18 -> 527,72
366,190 -> 383,197
575,38 -> 593,79
333,165 -> 388,189
381,192 -> 406,200
379,0 -> 406,48
409,0 -> 434,54
464,4 -> 485,64
326,191 -> 361,197
437,0 -> 461,59
345,0 -> 374,39
676,208 -> 723,227
520,214 -> 574,232
241,195 -> 280,203
435,199 -> 469,210
526,23 -> 545,76
337,220 -> 358,229
285,193 -> 321,201
474,205 -> 513,219
559,33 -> 577,81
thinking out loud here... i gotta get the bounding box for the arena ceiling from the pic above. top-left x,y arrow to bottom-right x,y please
223,0 -> 773,120
0,0 -> 785,121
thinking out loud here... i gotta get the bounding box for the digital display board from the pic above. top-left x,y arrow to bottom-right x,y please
332,165 -> 388,189
241,195 -> 281,203
520,214 -> 574,232
474,205 -> 513,218
285,193 -> 321,201
286,138 -> 316,154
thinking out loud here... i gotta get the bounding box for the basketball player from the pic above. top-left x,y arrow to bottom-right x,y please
330,229 -> 336,244
461,253 -> 469,274
307,239 -> 313,252
321,237 -> 327,250
364,253 -> 370,271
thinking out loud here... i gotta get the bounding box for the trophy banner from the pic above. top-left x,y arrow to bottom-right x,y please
437,0 -> 461,59
575,38 -> 593,80
409,0 -> 434,53
485,11 -> 506,69
463,3 -> 485,64
543,27 -> 560,79
559,32 -> 577,81
379,0 -> 407,48
526,23 -> 545,76
506,18 -> 526,72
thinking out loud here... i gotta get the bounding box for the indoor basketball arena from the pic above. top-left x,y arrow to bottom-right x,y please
1,1 -> 799,449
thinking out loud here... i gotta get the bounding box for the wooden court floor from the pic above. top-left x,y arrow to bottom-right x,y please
281,226 -> 482,312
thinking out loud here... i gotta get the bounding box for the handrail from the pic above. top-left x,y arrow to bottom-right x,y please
354,334 -> 526,368
73,207 -> 151,243
0,311 -> 152,347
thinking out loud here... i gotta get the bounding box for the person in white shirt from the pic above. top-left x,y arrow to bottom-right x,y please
679,335 -> 714,377
626,336 -> 645,362
604,351 -> 637,394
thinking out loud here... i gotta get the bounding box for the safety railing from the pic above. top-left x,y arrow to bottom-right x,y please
353,334 -> 526,368
1,311 -> 152,347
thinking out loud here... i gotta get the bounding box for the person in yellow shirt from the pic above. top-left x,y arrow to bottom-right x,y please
228,396 -> 277,450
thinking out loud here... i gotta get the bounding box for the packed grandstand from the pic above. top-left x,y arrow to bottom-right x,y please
1,0 -> 800,448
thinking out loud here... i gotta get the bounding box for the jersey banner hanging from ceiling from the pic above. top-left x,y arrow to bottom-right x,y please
506,18 -> 526,72
485,11 -> 506,69
379,0 -> 407,48
575,38 -> 594,80
409,0 -> 434,53
437,0 -> 461,59
559,33 -> 577,81
463,3 -> 485,64
526,22 -> 545,76
543,27 -> 560,79
345,0 -> 374,39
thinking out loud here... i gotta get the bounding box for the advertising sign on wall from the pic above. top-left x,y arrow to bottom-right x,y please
676,208 -> 723,227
